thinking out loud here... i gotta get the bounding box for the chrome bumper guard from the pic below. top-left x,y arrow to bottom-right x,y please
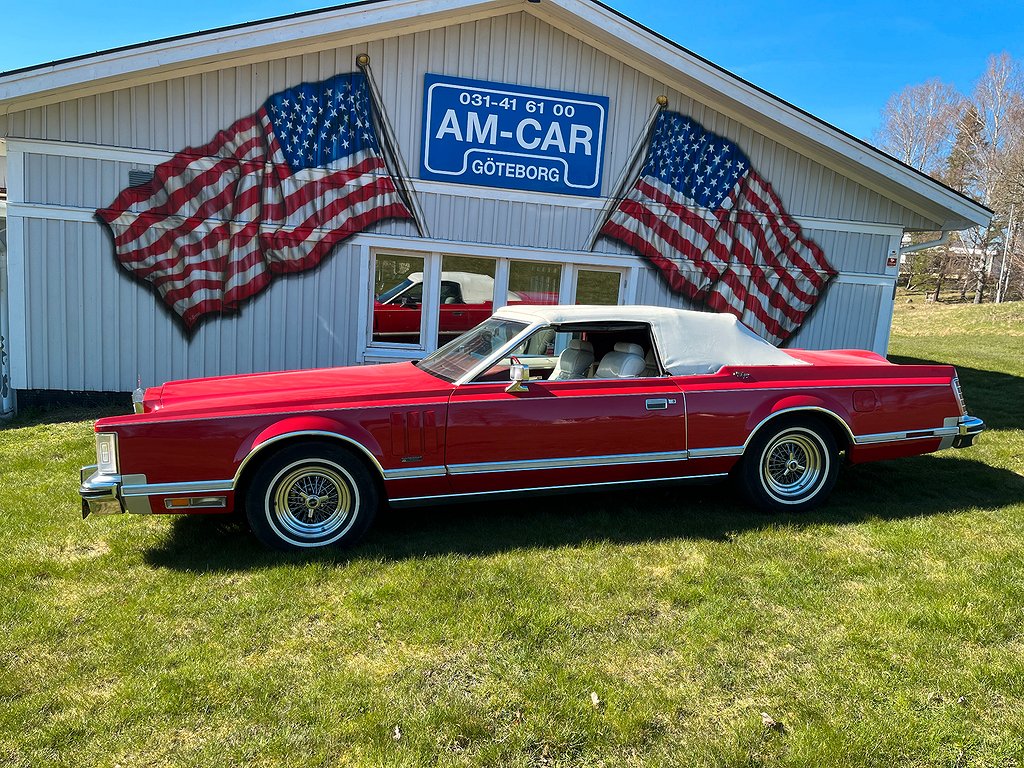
79,465 -> 125,518
953,416 -> 985,449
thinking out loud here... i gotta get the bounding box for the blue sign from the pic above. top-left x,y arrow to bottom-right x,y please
421,74 -> 608,197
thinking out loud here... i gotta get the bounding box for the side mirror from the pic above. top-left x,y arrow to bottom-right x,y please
505,361 -> 530,393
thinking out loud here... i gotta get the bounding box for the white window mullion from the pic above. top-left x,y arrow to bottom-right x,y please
355,243 -> 372,363
558,264 -> 575,305
622,266 -> 639,304
421,251 -> 442,353
492,258 -> 510,312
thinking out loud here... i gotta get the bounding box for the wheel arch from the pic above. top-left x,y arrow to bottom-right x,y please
232,418 -> 387,504
743,400 -> 854,456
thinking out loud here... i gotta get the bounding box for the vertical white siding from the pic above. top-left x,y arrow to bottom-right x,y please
4,11 -> 918,391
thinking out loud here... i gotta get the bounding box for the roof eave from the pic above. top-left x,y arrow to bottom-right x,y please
0,0 -> 521,111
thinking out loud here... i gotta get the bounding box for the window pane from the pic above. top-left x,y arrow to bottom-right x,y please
438,255 -> 496,345
508,260 -> 561,306
575,269 -> 620,305
373,253 -> 425,345
418,318 -> 528,382
475,327 -> 568,382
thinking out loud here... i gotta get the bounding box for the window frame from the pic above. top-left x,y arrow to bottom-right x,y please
466,321 -> 669,385
358,239 -> 636,365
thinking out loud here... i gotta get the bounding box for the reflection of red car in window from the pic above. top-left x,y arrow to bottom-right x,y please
372,272 -> 557,344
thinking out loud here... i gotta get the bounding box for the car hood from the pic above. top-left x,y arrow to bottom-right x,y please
139,362 -> 453,419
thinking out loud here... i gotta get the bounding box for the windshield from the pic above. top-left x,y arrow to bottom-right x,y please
416,317 -> 528,382
377,278 -> 416,304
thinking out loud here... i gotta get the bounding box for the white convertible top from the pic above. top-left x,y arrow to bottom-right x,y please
401,272 -> 515,304
494,305 -> 806,375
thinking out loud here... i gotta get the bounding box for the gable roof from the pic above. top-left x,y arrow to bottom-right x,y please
0,0 -> 991,231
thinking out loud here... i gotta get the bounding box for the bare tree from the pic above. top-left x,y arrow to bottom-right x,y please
875,78 -> 963,178
955,54 -> 1024,302
874,54 -> 1024,303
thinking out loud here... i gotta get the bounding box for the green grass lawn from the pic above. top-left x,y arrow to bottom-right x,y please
2,301 -> 1023,767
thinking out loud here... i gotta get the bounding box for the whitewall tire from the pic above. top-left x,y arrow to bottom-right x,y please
739,418 -> 839,513
245,442 -> 378,551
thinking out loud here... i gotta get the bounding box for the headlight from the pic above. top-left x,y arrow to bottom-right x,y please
96,433 -> 119,475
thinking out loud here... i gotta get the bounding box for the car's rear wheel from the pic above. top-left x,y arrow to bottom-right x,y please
739,417 -> 839,513
245,442 -> 378,551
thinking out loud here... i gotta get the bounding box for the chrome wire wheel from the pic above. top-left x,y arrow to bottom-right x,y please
758,429 -> 828,504
269,460 -> 358,545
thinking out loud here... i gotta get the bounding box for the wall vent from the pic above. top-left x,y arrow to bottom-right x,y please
128,169 -> 154,187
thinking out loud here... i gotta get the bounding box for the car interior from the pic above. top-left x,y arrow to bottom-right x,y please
474,322 -> 664,382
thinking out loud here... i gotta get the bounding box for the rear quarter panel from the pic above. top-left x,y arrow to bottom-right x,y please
678,360 -> 961,467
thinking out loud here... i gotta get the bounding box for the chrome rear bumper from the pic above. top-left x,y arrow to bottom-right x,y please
953,415 -> 985,449
79,465 -> 125,518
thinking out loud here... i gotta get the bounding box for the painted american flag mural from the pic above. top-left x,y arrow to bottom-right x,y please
600,111 -> 836,344
97,72 -> 411,329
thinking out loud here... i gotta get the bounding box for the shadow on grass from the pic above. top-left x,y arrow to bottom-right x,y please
2,404 -> 125,430
888,356 -> 1023,431
143,452 -> 1024,572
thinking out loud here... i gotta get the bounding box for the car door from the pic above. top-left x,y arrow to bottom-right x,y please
444,375 -> 688,495
438,280 -> 494,344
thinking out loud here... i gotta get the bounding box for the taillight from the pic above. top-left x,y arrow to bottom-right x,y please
951,376 -> 967,415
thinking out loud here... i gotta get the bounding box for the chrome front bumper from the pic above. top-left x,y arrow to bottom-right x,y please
953,415 -> 985,449
79,465 -> 125,518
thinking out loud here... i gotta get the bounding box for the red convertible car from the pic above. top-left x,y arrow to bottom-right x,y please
81,305 -> 984,550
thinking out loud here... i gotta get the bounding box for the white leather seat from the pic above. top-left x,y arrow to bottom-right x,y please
550,339 -> 594,380
594,342 -> 646,379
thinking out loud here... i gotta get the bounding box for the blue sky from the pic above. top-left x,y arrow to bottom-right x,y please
3,1 -> 1022,141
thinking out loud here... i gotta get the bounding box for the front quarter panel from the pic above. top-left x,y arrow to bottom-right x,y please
236,415 -> 388,475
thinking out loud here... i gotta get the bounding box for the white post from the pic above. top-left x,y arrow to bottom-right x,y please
0,197 -> 11,416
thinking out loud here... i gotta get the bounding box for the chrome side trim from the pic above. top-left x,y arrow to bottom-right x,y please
446,450 -> 691,475
381,465 -> 447,480
389,472 -> 730,505
122,479 -> 234,497
689,383 -> 951,395
688,445 -> 744,459
853,427 -> 959,445
232,430 -> 386,486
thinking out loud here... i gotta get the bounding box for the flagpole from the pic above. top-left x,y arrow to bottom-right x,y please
584,95 -> 668,252
356,54 -> 430,238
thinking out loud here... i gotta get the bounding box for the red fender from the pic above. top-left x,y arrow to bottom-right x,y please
232,415 -> 386,479
744,393 -> 855,447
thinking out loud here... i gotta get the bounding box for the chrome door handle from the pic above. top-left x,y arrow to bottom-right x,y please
646,398 -> 669,410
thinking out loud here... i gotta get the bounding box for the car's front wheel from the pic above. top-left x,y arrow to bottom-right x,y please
738,418 -> 839,513
245,442 -> 378,551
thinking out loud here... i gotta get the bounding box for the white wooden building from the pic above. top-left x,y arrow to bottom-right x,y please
0,0 -> 991,413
